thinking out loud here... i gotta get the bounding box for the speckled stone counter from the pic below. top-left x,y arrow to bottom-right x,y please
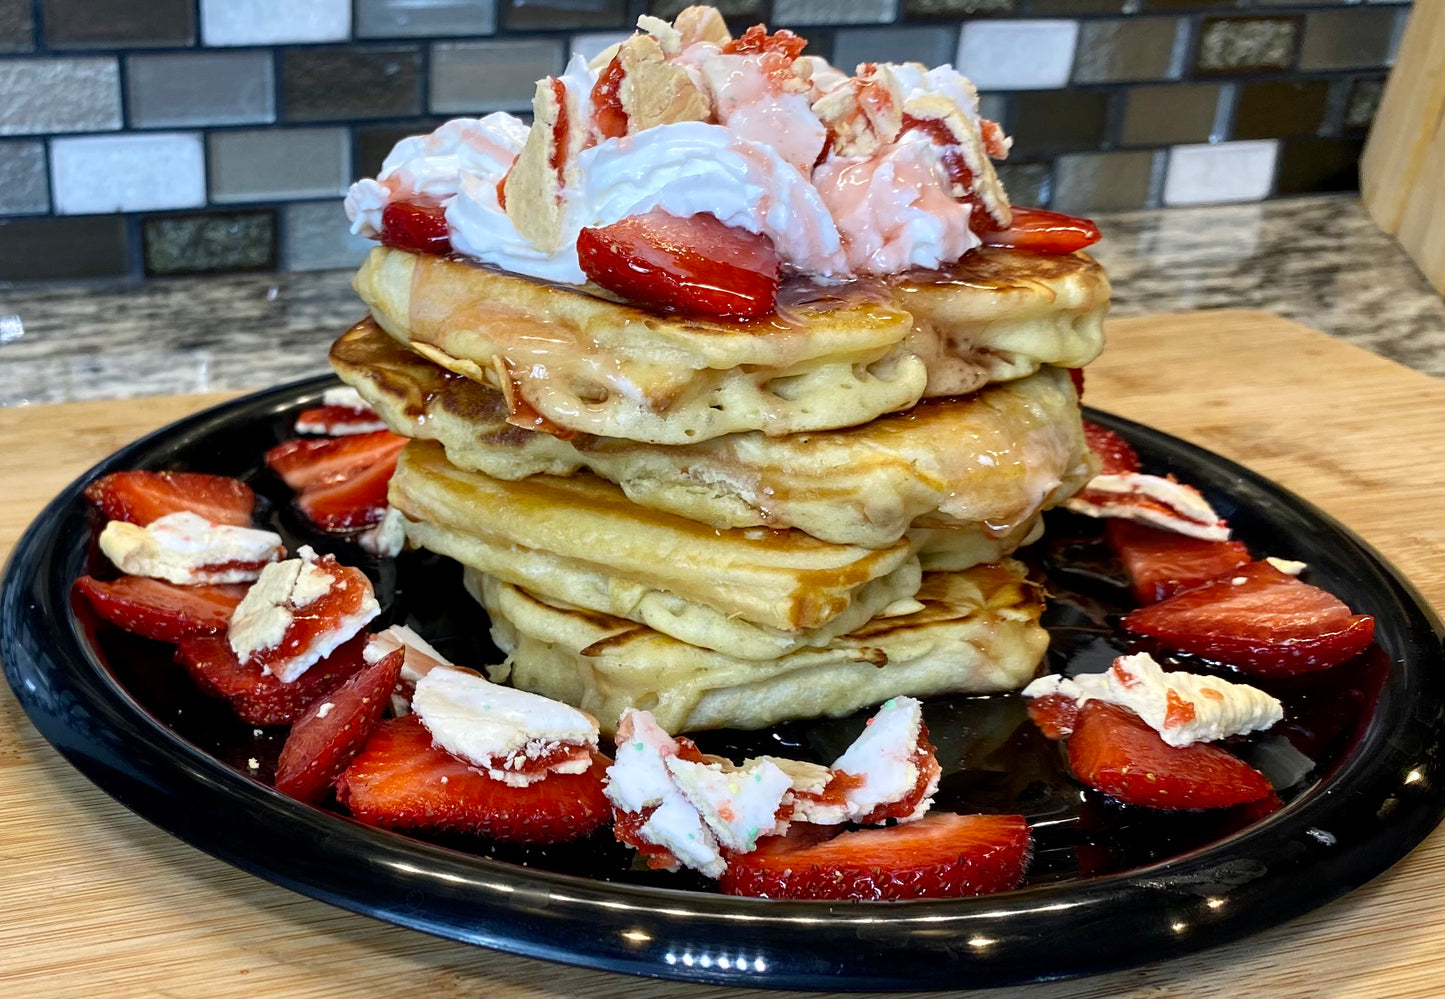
1,194 -> 1440,408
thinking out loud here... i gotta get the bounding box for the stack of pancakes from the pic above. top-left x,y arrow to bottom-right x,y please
333,243 -> 1108,734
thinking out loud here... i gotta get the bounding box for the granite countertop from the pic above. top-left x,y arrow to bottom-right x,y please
1,193 -> 1441,408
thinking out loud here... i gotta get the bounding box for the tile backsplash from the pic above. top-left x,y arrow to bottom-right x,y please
0,0 -> 1409,282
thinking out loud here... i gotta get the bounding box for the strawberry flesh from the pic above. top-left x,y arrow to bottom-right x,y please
1082,421 -> 1140,475
294,405 -> 386,436
720,812 -> 1031,901
723,25 -> 807,60
295,451 -> 400,531
238,557 -> 377,678
1066,700 -> 1272,810
1123,560 -> 1375,675
265,430 -> 406,491
276,648 -> 403,804
1106,519 -> 1253,604
337,715 -> 611,844
979,207 -> 1101,255
74,575 -> 247,643
577,210 -> 781,319
380,201 -> 450,255
1026,692 -> 1080,741
850,725 -> 942,825
84,470 -> 255,527
590,55 -> 627,141
176,632 -> 368,727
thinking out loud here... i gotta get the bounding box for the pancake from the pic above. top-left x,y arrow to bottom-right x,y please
473,562 -> 1047,735
352,243 -> 1107,444
389,439 -> 926,660
333,319 -> 1095,549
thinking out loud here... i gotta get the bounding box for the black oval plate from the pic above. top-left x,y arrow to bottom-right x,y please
3,376 -> 1444,992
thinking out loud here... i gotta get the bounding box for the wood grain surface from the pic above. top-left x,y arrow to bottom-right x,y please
2,310 -> 1443,999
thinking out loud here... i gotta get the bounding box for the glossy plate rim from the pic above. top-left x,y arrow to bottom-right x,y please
3,375 -> 1444,992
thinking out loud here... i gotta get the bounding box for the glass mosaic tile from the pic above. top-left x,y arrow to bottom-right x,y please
41,0 -> 195,49
283,46 -> 423,122
0,215 -> 130,282
356,0 -> 496,38
128,52 -> 275,128
142,211 -> 277,276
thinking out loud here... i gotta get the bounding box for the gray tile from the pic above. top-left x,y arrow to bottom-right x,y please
1009,91 -> 1110,156
143,211 -> 277,276
209,127 -> 351,204
648,0 -> 762,16
1343,77 -> 1386,132
0,141 -> 49,214
1121,83 -> 1220,146
1052,150 -> 1155,214
773,0 -> 897,26
0,215 -> 131,282
1195,16 -> 1299,74
0,0 -> 35,52
127,52 -> 275,128
41,0 -> 195,49
995,161 -> 1049,207
832,26 -> 956,74
505,0 -> 627,31
1299,8 -> 1401,71
978,93 -> 1007,125
905,0 -> 1012,16
357,0 -> 496,37
1073,18 -> 1181,84
284,200 -> 376,271
284,46 -> 423,122
0,58 -> 121,136
430,39 -> 563,114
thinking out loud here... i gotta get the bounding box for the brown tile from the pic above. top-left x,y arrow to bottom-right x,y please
0,0 -> 34,52
1031,0 -> 1127,13
430,39 -> 563,114
1343,77 -> 1386,133
904,0 -> 1013,17
1052,150 -> 1155,214
995,161 -> 1050,208
142,210 -> 277,276
648,0 -> 762,20
41,0 -> 194,49
0,215 -> 131,281
505,0 -> 627,31
356,120 -> 444,178
1073,18 -> 1181,84
283,46 -> 423,123
1143,0 -> 1250,9
0,140 -> 49,214
1273,136 -> 1363,195
1232,79 -> 1328,141
1121,83 -> 1220,146
1299,8 -> 1401,71
1009,91 -> 1110,156
1195,16 -> 1300,75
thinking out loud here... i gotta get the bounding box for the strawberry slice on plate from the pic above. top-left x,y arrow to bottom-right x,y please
979,207 -> 1101,255
1066,700 -> 1272,810
296,454 -> 400,531
577,210 -> 781,319
84,470 -> 255,527
1123,560 -> 1375,675
293,406 -> 387,437
264,430 -> 406,492
380,200 -> 451,256
175,632 -> 369,727
1105,520 -> 1253,604
1082,422 -> 1140,475
1025,692 -> 1080,741
720,812 -> 1031,901
73,575 -> 247,643
336,715 -> 612,844
275,648 -> 404,804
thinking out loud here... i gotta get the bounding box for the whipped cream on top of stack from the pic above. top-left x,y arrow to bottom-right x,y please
345,6 -> 1012,284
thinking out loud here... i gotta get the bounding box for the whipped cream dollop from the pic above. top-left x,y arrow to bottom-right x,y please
343,6 -> 1012,285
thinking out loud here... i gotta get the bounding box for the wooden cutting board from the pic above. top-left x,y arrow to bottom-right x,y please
2,310 -> 1443,999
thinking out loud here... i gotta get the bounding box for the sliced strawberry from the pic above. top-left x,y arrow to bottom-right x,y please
380,200 -> 451,255
590,54 -> 626,141
722,24 -> 807,60
295,451 -> 400,531
720,812 -> 1030,901
1026,691 -> 1080,741
235,555 -> 378,681
1123,561 -> 1375,675
1106,520 -> 1253,604
336,715 -> 611,844
980,207 -> 1101,255
577,210 -> 781,319
1082,421 -> 1139,475
1066,700 -> 1271,810
176,632 -> 368,727
293,405 -> 387,436
275,648 -> 403,804
264,430 -> 406,491
74,575 -> 247,643
84,470 -> 255,527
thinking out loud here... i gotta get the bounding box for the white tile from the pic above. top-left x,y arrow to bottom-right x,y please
50,132 -> 206,214
956,20 -> 1079,91
200,0 -> 350,46
1163,140 -> 1278,206
570,32 -> 631,65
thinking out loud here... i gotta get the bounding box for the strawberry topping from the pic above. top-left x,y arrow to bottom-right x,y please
577,210 -> 781,319
723,25 -> 807,60
84,470 -> 255,528
1122,561 -> 1376,675
336,715 -> 612,844
1105,520 -> 1253,604
848,726 -> 942,825
265,430 -> 406,532
176,632 -> 369,727
294,405 -> 387,436
1082,421 -> 1140,475
720,812 -> 1031,901
1066,701 -> 1272,810
379,201 -> 451,255
590,55 -> 627,141
275,647 -> 404,804
231,554 -> 379,682
296,454 -> 400,531
980,207 -> 1101,255
1025,692 -> 1080,741
73,575 -> 247,644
